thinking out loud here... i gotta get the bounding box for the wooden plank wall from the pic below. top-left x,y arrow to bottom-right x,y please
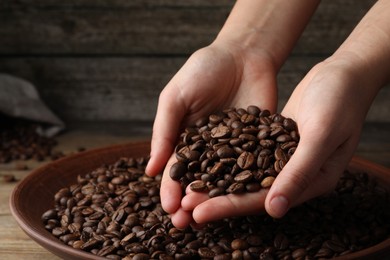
0,0 -> 388,124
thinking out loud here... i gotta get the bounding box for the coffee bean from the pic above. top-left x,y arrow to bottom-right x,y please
291,248 -> 307,259
217,146 -> 235,158
231,238 -> 249,250
209,113 -> 225,125
247,105 -> 261,116
234,170 -> 253,183
270,126 -> 285,137
261,176 -> 275,188
169,162 -> 187,181
274,147 -> 288,161
190,180 -> 208,192
323,239 -> 346,253
274,233 -> 289,250
237,152 -> 255,170
209,161 -> 226,175
257,155 -> 270,170
259,139 -> 275,149
245,182 -> 261,192
283,118 -> 297,132
211,125 -> 231,138
226,182 -> 245,194
198,247 -> 215,259
241,114 -> 256,125
274,160 -> 285,173
209,187 -> 225,198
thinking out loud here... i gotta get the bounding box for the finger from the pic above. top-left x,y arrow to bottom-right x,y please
181,191 -> 209,211
160,154 -> 183,214
292,134 -> 359,206
145,87 -> 186,177
170,208 -> 194,229
189,190 -> 268,224
265,131 -> 335,218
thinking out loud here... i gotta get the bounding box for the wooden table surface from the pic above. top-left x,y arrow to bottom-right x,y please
1,122 -> 389,260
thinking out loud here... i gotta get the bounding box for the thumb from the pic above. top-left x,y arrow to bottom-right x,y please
145,87 -> 186,176
265,132 -> 333,218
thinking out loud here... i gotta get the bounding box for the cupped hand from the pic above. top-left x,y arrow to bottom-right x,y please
145,41 -> 278,228
265,58 -> 376,218
180,57 -> 377,226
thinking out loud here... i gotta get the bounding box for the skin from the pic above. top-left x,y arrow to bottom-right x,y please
145,0 -> 390,229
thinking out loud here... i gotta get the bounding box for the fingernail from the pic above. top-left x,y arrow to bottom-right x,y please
270,196 -> 289,218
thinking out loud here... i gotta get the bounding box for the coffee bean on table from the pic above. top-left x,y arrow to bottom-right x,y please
0,116 -> 59,163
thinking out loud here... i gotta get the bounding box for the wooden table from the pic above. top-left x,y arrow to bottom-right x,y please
1,122 -> 389,259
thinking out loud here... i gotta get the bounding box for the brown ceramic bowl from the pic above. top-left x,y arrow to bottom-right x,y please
10,141 -> 390,259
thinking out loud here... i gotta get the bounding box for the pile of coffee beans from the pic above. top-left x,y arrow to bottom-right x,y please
42,156 -> 390,259
170,106 -> 299,197
0,115 -> 60,163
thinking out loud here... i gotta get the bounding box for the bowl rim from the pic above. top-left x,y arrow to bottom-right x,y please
9,141 -> 390,259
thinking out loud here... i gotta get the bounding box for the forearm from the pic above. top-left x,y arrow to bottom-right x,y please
215,0 -> 320,70
332,0 -> 390,93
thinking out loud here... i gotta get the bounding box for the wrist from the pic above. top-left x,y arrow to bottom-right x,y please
325,52 -> 385,94
214,26 -> 283,72
214,0 -> 320,72
311,54 -> 382,119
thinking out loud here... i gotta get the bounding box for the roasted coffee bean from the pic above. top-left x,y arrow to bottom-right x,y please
242,141 -> 257,151
190,180 -> 208,192
241,113 -> 256,125
259,139 -> 275,149
217,146 -> 235,158
198,247 -> 215,259
274,160 -> 285,173
210,162 -> 226,175
274,233 -> 289,250
276,134 -> 292,143
247,105 -> 261,116
246,234 -> 263,246
245,182 -> 261,192
234,170 -> 253,183
292,248 -> 307,259
231,238 -> 249,250
239,133 -> 257,142
209,187 -> 225,198
226,182 -> 245,194
261,176 -> 275,188
169,162 -> 187,181
237,152 -> 255,170
283,118 -> 297,131
274,147 -> 288,161
211,125 -> 231,138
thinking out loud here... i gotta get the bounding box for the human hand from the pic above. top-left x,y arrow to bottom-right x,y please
145,42 -> 278,228
264,58 -> 378,218
181,56 -> 378,225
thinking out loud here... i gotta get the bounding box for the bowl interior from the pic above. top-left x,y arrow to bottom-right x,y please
10,141 -> 151,259
10,141 -> 390,259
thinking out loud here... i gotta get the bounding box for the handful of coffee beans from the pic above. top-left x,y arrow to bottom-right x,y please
170,106 -> 299,197
42,156 -> 390,259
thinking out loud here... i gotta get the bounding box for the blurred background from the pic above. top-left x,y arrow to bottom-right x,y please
1,0 -> 388,124
0,0 -> 389,165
